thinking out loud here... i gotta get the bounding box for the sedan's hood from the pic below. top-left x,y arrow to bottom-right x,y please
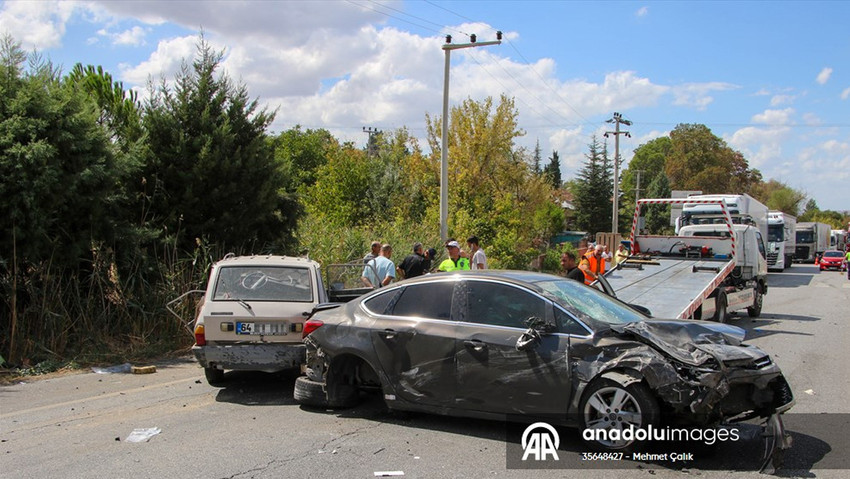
610,320 -> 750,367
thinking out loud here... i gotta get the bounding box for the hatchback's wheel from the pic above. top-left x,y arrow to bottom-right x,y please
747,286 -> 763,318
204,367 -> 225,386
580,378 -> 659,451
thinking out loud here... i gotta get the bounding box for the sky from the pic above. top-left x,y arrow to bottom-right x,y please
1,0 -> 848,212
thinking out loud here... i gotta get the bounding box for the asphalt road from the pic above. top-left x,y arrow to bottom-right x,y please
2,264 -> 848,479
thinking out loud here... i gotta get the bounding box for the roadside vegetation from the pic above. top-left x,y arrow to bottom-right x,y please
1,34 -> 847,374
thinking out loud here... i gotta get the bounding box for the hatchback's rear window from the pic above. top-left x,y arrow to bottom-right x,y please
213,266 -> 313,302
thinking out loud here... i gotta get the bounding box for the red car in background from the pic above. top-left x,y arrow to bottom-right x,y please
818,250 -> 846,271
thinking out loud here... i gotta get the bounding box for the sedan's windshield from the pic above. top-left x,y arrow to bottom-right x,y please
823,251 -> 843,258
534,278 -> 645,326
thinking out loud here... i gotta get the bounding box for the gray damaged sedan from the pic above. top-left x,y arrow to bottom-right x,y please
294,271 -> 794,463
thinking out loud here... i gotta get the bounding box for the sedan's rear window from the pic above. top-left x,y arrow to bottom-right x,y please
213,266 -> 313,302
390,282 -> 454,320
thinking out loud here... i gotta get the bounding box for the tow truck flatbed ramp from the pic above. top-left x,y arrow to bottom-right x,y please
604,257 -> 734,319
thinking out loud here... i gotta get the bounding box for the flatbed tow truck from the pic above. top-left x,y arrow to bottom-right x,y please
604,198 -> 768,322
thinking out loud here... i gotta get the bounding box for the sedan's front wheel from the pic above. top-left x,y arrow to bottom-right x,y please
579,378 -> 659,451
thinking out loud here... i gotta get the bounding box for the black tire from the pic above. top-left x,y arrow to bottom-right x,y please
579,377 -> 659,452
747,286 -> 763,318
294,376 -> 359,408
204,367 -> 225,386
293,376 -> 329,407
713,291 -> 728,323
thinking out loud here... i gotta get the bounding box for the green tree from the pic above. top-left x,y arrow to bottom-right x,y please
620,137 -> 672,228
0,37 -> 118,269
666,124 -> 762,194
424,95 -> 560,267
643,172 -> 673,234
141,37 -> 299,253
532,139 -> 542,174
751,179 -> 806,216
573,136 -> 613,235
543,150 -> 562,189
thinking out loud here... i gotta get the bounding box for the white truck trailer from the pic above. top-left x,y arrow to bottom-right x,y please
794,222 -> 831,263
830,229 -> 848,252
677,193 -> 769,241
606,198 -> 768,323
767,211 -> 796,271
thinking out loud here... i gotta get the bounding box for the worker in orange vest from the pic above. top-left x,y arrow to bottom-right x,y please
580,244 -> 606,285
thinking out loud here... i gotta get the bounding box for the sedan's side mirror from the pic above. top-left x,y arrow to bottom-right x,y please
516,327 -> 541,351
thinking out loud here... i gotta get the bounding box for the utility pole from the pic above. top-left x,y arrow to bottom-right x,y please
604,112 -> 631,235
634,169 -> 644,201
362,126 -> 382,157
440,31 -> 501,241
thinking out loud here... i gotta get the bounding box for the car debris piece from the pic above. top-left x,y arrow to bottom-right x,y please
373,472 -> 404,477
91,363 -> 131,374
131,365 -> 156,374
125,427 -> 161,443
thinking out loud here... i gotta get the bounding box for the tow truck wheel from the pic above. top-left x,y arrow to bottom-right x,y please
713,291 -> 728,323
747,286 -> 763,318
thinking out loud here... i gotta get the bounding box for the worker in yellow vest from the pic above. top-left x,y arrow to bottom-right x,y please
438,240 -> 471,272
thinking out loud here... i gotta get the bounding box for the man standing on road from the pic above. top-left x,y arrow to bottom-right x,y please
398,242 -> 427,279
363,241 -> 381,264
561,251 -> 585,283
362,244 -> 396,287
438,240 -> 471,272
467,236 -> 488,269
579,244 -> 606,285
845,248 -> 850,280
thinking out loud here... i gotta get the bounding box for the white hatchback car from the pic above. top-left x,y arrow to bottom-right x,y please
191,254 -> 329,385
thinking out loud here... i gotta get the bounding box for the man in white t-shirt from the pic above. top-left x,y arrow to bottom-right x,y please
467,236 -> 488,269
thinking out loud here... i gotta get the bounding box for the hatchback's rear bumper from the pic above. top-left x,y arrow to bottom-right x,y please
192,343 -> 305,372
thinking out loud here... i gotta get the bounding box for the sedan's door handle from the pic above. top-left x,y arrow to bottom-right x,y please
464,339 -> 486,352
379,329 -> 396,340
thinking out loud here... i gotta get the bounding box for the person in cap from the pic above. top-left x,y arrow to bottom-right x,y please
437,239 -> 471,272
397,242 -> 427,279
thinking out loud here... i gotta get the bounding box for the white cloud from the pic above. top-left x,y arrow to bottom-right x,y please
119,35 -> 197,85
111,25 -> 147,46
802,113 -> 821,126
770,94 -> 794,106
0,0 -> 77,49
816,67 -> 832,85
636,7 -> 649,17
671,82 -> 738,110
841,87 -> 850,100
751,108 -> 795,125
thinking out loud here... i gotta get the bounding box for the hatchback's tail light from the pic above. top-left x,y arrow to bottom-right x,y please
194,324 -> 206,346
302,319 -> 324,339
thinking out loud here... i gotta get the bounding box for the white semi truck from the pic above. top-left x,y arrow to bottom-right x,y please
677,193 -> 769,240
606,198 -> 767,323
767,211 -> 796,271
795,222 -> 831,263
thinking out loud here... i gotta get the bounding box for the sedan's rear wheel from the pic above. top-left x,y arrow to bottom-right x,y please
580,378 -> 659,451
293,376 -> 329,407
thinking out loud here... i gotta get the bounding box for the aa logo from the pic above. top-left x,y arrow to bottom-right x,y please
521,422 -> 560,461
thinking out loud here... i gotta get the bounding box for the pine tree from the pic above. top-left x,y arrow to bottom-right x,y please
544,150 -> 562,189
532,139 -> 542,174
573,136 -> 613,235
